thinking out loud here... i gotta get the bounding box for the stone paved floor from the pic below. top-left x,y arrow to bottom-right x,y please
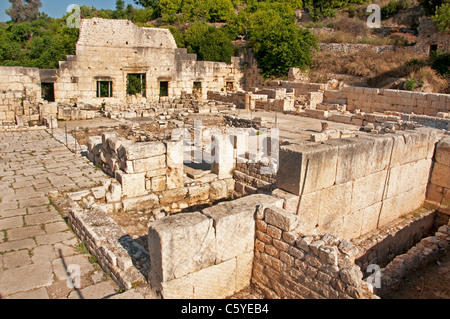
0,129 -> 122,299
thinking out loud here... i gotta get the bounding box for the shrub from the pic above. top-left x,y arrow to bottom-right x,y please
433,3 -> 450,33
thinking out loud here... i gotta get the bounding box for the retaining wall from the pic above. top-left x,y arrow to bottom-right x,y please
323,86 -> 450,116
274,129 -> 439,240
426,136 -> 450,216
252,206 -> 375,299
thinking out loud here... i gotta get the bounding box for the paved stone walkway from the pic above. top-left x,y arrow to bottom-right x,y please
0,129 -> 122,299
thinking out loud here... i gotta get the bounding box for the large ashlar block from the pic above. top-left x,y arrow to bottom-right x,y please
165,139 -> 184,190
192,258 -> 236,299
202,202 -> 256,263
351,170 -> 388,212
430,162 -> 450,189
378,184 -> 427,227
277,143 -> 338,196
435,137 -> 450,167
390,131 -> 431,166
296,189 -> 321,234
318,181 -> 352,232
264,206 -> 299,232
210,134 -> 235,179
325,138 -> 375,184
148,212 -> 216,283
158,274 -> 194,299
236,252 -> 254,292
118,142 -> 166,161
133,155 -> 166,173
359,202 -> 383,236
386,159 -> 432,198
115,170 -> 146,198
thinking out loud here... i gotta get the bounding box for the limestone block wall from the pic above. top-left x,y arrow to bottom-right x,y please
87,134 -> 235,213
323,87 -> 450,116
252,206 -> 375,299
54,18 -> 244,106
275,129 -> 439,240
234,159 -> 277,196
0,66 -> 42,122
267,81 -> 327,97
426,136 -> 450,215
147,194 -> 284,299
376,219 -> 450,297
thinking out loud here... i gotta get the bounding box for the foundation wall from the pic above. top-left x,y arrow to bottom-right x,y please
252,206 -> 375,299
426,136 -> 450,215
323,87 -> 450,116
275,129 -> 439,240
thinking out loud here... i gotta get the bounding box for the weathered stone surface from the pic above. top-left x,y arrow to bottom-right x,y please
133,155 -> 166,173
430,162 -> 450,189
192,258 -> 236,299
209,180 -> 228,201
0,262 -> 53,296
435,137 -> 450,167
277,142 -> 338,196
115,170 -> 146,198
148,212 -> 216,283
165,139 -> 184,190
264,206 -> 299,232
210,134 -> 234,179
118,142 -> 166,161
122,193 -> 159,211
203,202 -> 255,263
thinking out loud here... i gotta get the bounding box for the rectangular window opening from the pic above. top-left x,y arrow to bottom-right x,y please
127,73 -> 146,97
97,81 -> 113,98
160,81 -> 169,97
41,83 -> 55,102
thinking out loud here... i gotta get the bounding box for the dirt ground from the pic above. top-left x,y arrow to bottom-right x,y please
384,249 -> 450,299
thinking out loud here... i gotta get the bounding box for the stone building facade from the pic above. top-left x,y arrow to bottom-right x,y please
54,18 -> 244,105
0,18 -> 245,123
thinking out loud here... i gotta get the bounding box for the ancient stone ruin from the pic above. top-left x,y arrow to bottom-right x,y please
0,18 -> 449,300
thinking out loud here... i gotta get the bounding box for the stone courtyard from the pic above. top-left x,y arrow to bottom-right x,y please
0,129 -> 154,299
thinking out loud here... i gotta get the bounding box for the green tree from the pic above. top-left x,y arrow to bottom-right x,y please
433,3 -> 450,33
184,22 -> 234,63
249,21 -> 318,78
6,0 -> 42,23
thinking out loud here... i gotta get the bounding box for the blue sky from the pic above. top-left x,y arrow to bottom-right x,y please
0,0 -> 140,22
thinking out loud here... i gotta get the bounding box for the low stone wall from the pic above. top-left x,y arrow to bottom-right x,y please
147,194 -> 284,299
353,207 -> 436,273
65,198 -> 149,290
376,219 -> 450,297
252,206 -> 375,299
323,87 -> 450,117
275,129 -> 439,239
266,81 -> 327,97
318,43 -> 397,54
426,136 -> 450,216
